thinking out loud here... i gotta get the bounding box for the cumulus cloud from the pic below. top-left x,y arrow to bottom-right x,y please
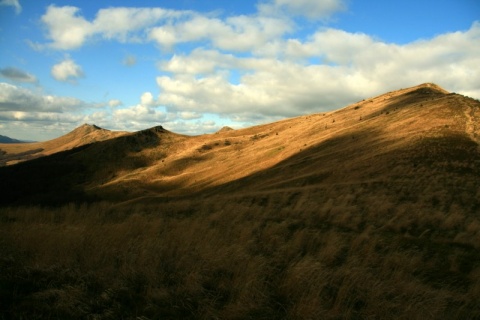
140,92 -> 158,107
0,82 -> 121,140
108,99 -> 122,108
0,82 -> 89,113
179,111 -> 203,120
170,119 -> 219,135
0,67 -> 37,83
51,58 -> 84,83
153,21 -> 480,122
0,82 -> 224,139
39,4 -> 291,52
156,65 -> 358,120
149,14 -> 291,51
112,92 -> 165,130
0,0 -> 21,14
158,49 -> 238,75
41,6 -> 93,50
93,7 -> 180,42
40,5 -> 189,50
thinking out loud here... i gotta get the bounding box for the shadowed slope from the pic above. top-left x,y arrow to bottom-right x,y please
0,126 -> 181,205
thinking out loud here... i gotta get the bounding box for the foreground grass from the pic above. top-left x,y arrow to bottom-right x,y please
1,191 -> 480,320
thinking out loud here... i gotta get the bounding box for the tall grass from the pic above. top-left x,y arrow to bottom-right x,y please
1,187 -> 480,319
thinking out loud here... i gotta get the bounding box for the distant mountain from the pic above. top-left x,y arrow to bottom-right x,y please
0,134 -> 26,143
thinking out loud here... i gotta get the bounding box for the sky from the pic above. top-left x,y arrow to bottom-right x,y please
0,0 -> 479,141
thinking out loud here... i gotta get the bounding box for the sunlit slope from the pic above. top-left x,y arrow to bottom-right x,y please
0,124 -> 127,165
0,83 -> 479,205
91,83 -> 480,200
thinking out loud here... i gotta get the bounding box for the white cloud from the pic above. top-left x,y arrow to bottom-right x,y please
159,49 -> 237,75
0,82 -> 88,113
0,82 -> 225,139
0,67 -> 37,83
93,7 -> 175,42
149,14 -> 291,52
156,65 -> 361,120
0,110 -> 82,123
140,92 -> 158,107
41,5 -> 93,50
112,92 -> 166,130
0,0 -> 21,14
114,104 -> 165,123
40,4 -> 292,52
108,99 -> 122,107
0,82 -> 106,140
179,111 -> 202,120
161,119 -> 222,135
40,5 -> 190,50
51,58 -> 84,83
153,21 -> 480,121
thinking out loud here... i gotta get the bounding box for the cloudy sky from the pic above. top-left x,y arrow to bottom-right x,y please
0,0 -> 479,141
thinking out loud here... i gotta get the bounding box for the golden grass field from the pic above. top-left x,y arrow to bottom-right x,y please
1,83 -> 480,319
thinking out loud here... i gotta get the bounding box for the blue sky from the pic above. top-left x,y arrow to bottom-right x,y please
0,0 -> 479,141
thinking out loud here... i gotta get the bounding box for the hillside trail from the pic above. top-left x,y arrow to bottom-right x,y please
463,99 -> 480,152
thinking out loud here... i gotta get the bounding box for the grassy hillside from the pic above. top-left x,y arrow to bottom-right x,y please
1,83 -> 479,205
1,83 -> 480,319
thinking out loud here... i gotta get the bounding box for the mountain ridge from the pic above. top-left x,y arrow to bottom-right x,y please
0,83 -> 479,205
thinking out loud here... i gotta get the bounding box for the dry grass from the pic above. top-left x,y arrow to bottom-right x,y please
1,83 -> 480,319
1,184 -> 479,320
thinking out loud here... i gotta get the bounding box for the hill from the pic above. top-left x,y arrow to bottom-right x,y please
0,124 -> 127,166
2,83 -> 478,204
1,83 -> 480,319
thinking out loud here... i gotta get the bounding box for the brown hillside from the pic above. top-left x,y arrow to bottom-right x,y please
1,83 -> 479,205
89,83 -> 480,202
0,124 -> 127,166
2,83 -> 480,319
0,83 -> 477,207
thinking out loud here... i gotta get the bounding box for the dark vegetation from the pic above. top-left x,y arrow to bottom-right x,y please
0,148 -> 44,166
1,185 -> 480,319
0,127 -> 169,206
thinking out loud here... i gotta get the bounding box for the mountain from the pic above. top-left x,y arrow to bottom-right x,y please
0,124 -> 127,166
0,82 -> 479,206
1,83 -> 480,319
0,134 -> 26,144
